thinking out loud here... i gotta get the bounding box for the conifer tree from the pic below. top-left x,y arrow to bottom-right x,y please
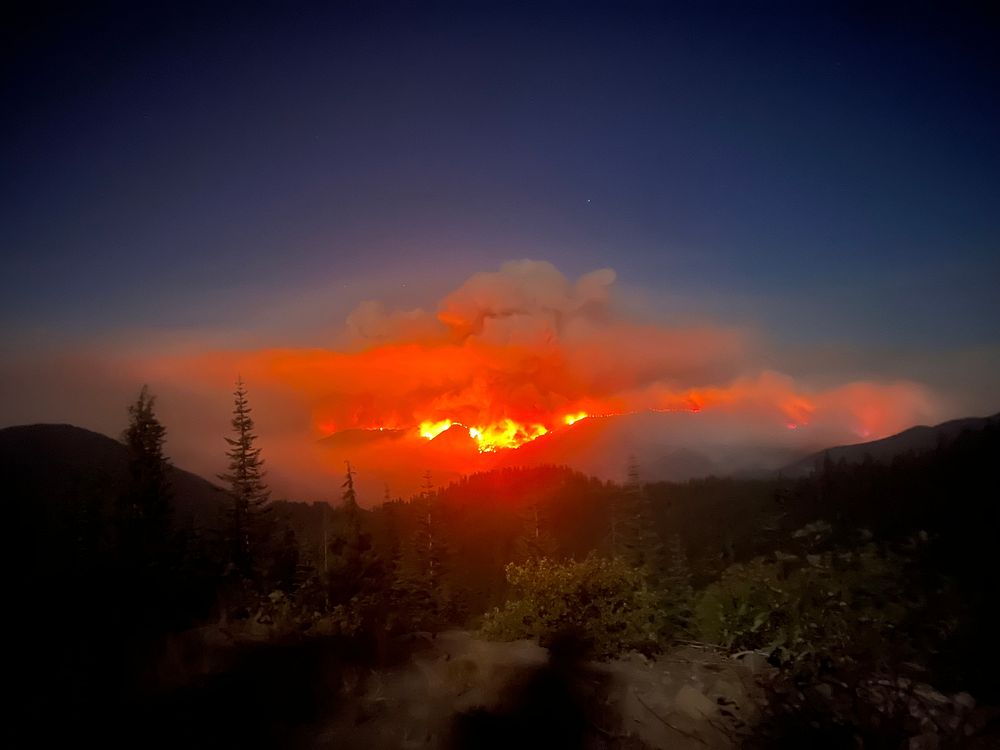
325,461 -> 379,604
513,495 -> 558,561
341,460 -> 361,532
120,385 -> 172,565
332,460 -> 364,567
662,533 -> 694,632
380,486 -> 404,575
380,498 -> 411,631
618,458 -> 662,571
398,470 -> 454,627
413,470 -> 443,588
271,526 -> 301,594
219,377 -> 271,579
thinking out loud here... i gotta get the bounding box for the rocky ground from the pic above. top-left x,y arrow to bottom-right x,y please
311,631 -> 769,749
154,625 -> 1000,748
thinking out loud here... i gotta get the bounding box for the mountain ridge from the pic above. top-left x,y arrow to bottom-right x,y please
781,412 -> 1000,477
1,423 -> 228,528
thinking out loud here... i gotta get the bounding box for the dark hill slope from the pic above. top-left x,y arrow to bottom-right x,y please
1,423 -> 228,532
782,413 -> 999,477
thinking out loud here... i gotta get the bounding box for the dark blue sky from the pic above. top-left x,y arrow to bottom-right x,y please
3,1 -> 998,352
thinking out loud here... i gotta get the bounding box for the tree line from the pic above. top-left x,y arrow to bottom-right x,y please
20,378 -> 996,747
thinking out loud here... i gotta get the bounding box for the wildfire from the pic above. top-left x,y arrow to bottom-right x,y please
564,411 -> 589,426
469,419 -> 548,452
418,419 -> 454,440
417,416 -> 556,452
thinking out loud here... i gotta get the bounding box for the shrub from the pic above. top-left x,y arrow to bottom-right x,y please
480,555 -> 664,659
694,545 -> 913,678
693,558 -> 787,652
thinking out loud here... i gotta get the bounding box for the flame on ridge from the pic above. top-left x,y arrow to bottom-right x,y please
418,416 -> 557,452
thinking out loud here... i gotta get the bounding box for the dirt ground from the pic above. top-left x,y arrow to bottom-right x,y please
311,631 -> 768,749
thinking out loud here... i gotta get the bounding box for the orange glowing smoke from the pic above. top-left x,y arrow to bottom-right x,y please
133,260 -> 940,497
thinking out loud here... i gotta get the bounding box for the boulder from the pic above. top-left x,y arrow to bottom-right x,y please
676,684 -> 717,720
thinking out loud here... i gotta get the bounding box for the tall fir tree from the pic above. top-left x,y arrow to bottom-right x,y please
341,460 -> 361,533
325,461 -> 380,604
662,533 -> 695,633
617,457 -> 663,571
396,469 -> 454,628
413,470 -> 444,588
120,385 -> 172,566
513,495 -> 558,561
219,377 -> 271,580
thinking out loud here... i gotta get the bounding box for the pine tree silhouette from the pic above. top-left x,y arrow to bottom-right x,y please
219,377 -> 271,580
120,385 -> 172,567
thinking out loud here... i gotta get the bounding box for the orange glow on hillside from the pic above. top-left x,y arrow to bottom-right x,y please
564,411 -> 589,426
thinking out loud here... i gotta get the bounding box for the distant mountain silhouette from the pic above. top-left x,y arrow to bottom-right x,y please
781,412 -> 1000,477
1,423 -> 228,529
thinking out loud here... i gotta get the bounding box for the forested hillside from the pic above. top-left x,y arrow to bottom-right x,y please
6,401 -> 999,746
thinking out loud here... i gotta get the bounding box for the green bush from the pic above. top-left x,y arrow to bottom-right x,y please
480,555 -> 664,659
693,558 -> 787,651
694,545 -> 913,677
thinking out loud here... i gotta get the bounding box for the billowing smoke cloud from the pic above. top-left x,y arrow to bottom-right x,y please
0,260 -> 949,501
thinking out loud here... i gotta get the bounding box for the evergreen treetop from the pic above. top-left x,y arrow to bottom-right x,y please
120,385 -> 172,559
219,377 -> 271,578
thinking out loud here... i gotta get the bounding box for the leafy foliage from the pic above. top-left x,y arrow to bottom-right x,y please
693,540 -> 916,679
481,555 -> 664,659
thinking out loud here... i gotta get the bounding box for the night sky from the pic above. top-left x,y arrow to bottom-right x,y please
2,2 -> 998,495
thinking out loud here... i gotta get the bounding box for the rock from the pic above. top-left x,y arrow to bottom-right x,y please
734,651 -> 769,675
953,692 -> 975,712
914,685 -> 949,705
626,651 -> 651,668
712,679 -> 745,706
675,684 -> 717,720
807,682 -> 833,702
908,733 -> 940,750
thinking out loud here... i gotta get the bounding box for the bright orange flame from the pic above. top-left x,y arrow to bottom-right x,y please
417,417 -> 549,452
564,411 -> 589,426
469,418 -> 548,452
419,419 -> 453,440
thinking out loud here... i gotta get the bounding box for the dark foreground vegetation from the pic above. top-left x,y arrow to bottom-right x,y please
5,384 -> 999,747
